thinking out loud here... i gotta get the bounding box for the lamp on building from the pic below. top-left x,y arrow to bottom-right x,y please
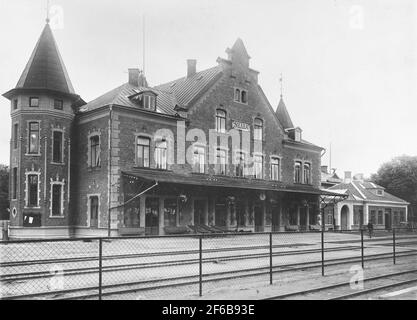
179,194 -> 188,203
259,192 -> 266,201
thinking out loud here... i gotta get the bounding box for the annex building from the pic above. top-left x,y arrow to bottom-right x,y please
3,21 -> 338,239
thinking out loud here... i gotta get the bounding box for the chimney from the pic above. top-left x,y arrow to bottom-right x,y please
128,68 -> 140,86
344,171 -> 352,183
187,59 -> 197,78
321,165 -> 328,174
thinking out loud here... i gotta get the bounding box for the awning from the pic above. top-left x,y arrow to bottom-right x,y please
122,169 -> 342,197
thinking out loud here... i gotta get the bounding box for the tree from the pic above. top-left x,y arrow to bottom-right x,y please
0,165 -> 9,220
371,155 -> 417,226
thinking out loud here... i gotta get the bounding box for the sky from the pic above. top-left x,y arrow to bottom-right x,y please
0,0 -> 416,178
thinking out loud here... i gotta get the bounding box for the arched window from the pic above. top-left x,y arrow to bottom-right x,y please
303,163 -> 311,184
254,118 -> 263,140
241,90 -> 248,104
216,109 -> 226,133
234,89 -> 241,102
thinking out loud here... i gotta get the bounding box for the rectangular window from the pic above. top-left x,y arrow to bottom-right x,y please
400,211 -> 406,223
377,210 -> 383,225
294,161 -> 302,183
51,184 -> 62,216
28,122 -> 40,154
254,119 -> 263,140
303,163 -> 311,184
90,196 -> 99,228
155,140 -> 167,170
164,198 -> 177,227
354,209 -> 360,225
12,167 -> 17,199
271,157 -> 280,181
193,146 -> 205,173
13,99 -> 18,110
143,95 -> 156,110
28,174 -> 38,207
54,99 -> 63,110
53,131 -> 63,163
253,155 -> 263,179
137,137 -> 150,167
216,149 -> 227,175
235,152 -> 245,177
89,136 -> 100,167
30,97 -> 39,107
216,110 -> 226,133
327,213 -> 333,225
13,123 -> 19,149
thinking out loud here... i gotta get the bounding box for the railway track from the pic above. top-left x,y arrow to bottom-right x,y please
263,269 -> 417,300
2,249 -> 416,300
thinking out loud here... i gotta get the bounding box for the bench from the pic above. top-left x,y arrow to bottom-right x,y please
285,225 -> 299,232
309,224 -> 321,231
164,226 -> 191,235
118,227 -> 145,236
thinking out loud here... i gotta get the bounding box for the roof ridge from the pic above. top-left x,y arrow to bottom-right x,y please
155,65 -> 221,89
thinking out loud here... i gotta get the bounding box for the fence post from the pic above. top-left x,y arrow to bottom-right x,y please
321,228 -> 325,276
361,228 -> 364,269
269,232 -> 273,285
98,238 -> 103,300
393,228 -> 396,265
199,235 -> 203,297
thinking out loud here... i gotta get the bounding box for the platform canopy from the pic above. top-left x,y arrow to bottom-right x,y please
122,169 -> 342,197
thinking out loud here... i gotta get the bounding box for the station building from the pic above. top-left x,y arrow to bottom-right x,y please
324,173 -> 409,230
3,21 -> 338,239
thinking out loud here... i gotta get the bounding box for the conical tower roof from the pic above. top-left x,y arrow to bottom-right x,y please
275,96 -> 294,129
3,23 -> 78,100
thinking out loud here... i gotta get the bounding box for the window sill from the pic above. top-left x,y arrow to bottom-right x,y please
88,166 -> 102,172
49,215 -> 65,219
25,153 -> 41,157
24,207 -> 41,210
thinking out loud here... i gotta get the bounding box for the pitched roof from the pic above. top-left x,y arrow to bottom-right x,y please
275,96 -> 294,129
329,181 -> 409,204
155,66 -> 223,107
79,83 -> 177,115
5,23 -> 75,98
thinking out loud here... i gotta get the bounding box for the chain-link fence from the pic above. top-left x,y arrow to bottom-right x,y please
1,228 -> 416,300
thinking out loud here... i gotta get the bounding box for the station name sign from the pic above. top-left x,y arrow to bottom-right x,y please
232,120 -> 250,131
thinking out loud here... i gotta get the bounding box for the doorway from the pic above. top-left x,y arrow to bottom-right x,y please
341,205 -> 349,230
254,204 -> 263,232
194,200 -> 205,225
145,197 -> 159,235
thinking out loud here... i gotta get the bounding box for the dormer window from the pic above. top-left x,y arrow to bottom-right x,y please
143,95 -> 156,110
376,189 -> 384,196
130,92 -> 157,111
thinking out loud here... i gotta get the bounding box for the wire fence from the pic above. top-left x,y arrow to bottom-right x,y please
0,228 -> 416,300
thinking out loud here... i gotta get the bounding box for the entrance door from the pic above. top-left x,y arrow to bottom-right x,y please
341,205 -> 349,230
385,210 -> 392,230
194,200 -> 205,225
145,197 -> 159,235
236,201 -> 246,227
299,207 -> 307,230
215,200 -> 227,227
254,205 -> 263,232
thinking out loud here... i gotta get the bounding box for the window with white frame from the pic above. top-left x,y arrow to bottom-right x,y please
253,155 -> 263,179
89,135 -> 101,167
29,97 -> 39,107
143,95 -> 156,110
216,110 -> 226,133
136,136 -> 150,167
155,139 -> 168,170
294,161 -> 302,183
51,182 -> 64,217
254,118 -> 263,140
235,152 -> 245,177
26,173 -> 40,207
271,157 -> 280,181
193,145 -> 205,173
52,131 -> 64,163
303,162 -> 311,185
216,148 -> 227,175
28,122 -> 40,154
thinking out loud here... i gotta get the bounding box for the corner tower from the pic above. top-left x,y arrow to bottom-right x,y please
3,21 -> 83,238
